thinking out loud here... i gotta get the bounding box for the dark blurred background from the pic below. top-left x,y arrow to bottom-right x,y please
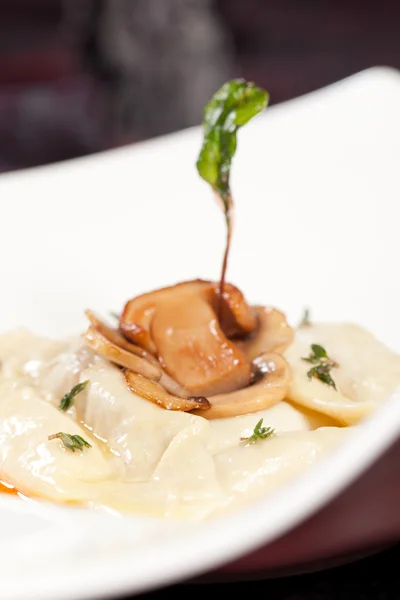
0,0 -> 399,173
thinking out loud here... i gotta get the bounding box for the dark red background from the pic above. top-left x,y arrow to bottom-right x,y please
1,0 -> 399,172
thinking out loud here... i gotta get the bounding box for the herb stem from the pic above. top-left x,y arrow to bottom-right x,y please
218,195 -> 233,317
48,432 -> 92,452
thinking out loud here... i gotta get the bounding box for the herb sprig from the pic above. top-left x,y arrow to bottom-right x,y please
240,418 -> 275,444
196,79 -> 269,305
48,432 -> 92,452
59,380 -> 89,412
302,344 -> 338,390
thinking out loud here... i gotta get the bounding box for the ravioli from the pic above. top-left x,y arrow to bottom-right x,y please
285,323 -> 400,425
0,321 -> 395,521
0,381 -> 111,502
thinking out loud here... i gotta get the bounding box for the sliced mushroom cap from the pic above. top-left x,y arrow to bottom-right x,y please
120,280 -> 208,353
85,309 -> 160,365
83,326 -> 162,381
85,310 -> 191,399
209,282 -> 257,338
120,280 -> 257,349
112,282 -> 291,413
237,307 -> 294,362
192,352 -> 291,419
125,370 -> 210,412
151,292 -> 252,396
121,280 -> 254,397
119,312 -> 157,355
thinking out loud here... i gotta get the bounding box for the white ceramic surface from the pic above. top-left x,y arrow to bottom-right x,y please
0,66 -> 399,600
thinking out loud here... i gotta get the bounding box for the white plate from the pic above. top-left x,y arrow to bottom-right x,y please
0,66 -> 400,600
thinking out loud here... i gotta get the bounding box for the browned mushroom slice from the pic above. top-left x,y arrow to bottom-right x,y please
209,282 -> 257,338
158,371 -> 190,399
237,307 -> 294,361
119,310 -> 157,354
120,280 -> 208,353
192,352 -> 290,419
121,279 -> 253,396
85,310 -> 191,399
83,326 -> 162,381
120,279 -> 257,348
85,309 -> 160,365
151,292 -> 252,397
125,370 -> 210,411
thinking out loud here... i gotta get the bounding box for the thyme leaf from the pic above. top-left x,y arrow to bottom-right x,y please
59,380 -> 89,412
48,432 -> 92,452
302,344 -> 338,390
240,418 -> 275,444
307,364 -> 337,390
302,344 -> 329,363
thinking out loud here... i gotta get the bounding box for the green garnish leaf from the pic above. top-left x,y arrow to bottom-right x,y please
59,380 -> 89,412
196,79 -> 269,303
302,344 -> 338,390
110,311 -> 119,320
48,432 -> 92,452
302,344 -> 328,363
299,308 -> 311,327
196,79 -> 269,208
241,418 -> 275,444
307,365 -> 337,390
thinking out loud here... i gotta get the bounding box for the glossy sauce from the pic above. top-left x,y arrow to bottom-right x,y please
0,480 -> 18,496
